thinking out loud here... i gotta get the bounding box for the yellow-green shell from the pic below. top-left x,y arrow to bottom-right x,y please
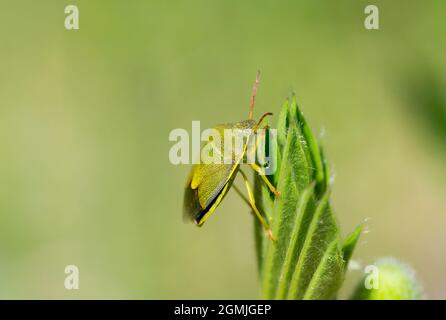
183,119 -> 256,225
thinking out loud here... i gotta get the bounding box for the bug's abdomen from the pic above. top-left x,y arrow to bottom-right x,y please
183,165 -> 238,225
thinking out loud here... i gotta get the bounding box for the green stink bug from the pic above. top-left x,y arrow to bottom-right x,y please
183,72 -> 280,241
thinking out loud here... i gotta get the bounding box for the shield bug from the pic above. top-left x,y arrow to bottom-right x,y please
183,71 -> 280,241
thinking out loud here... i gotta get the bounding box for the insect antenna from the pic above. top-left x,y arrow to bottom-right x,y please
249,70 -> 261,119
254,112 -> 273,131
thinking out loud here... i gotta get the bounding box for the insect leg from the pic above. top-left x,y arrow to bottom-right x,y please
249,163 -> 281,197
245,125 -> 268,164
238,169 -> 275,241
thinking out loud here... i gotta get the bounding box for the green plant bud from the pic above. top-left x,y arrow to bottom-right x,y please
351,257 -> 423,300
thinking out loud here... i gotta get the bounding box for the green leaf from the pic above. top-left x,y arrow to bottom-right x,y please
286,191 -> 340,299
261,121 -> 312,298
276,98 -> 290,150
291,96 -> 326,195
302,238 -> 344,299
342,224 -> 363,272
254,98 -> 361,300
274,183 -> 315,299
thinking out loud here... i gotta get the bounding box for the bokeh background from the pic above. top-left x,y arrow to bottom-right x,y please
0,0 -> 445,299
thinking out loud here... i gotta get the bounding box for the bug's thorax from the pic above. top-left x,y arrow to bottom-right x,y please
235,119 -> 257,130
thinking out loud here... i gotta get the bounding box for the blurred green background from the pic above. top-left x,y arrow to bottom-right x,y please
0,0 -> 445,299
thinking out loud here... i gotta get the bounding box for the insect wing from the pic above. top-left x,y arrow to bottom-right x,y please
183,162 -> 235,224
182,120 -> 256,224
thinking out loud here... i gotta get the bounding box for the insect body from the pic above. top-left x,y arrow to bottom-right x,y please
182,72 -> 280,241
